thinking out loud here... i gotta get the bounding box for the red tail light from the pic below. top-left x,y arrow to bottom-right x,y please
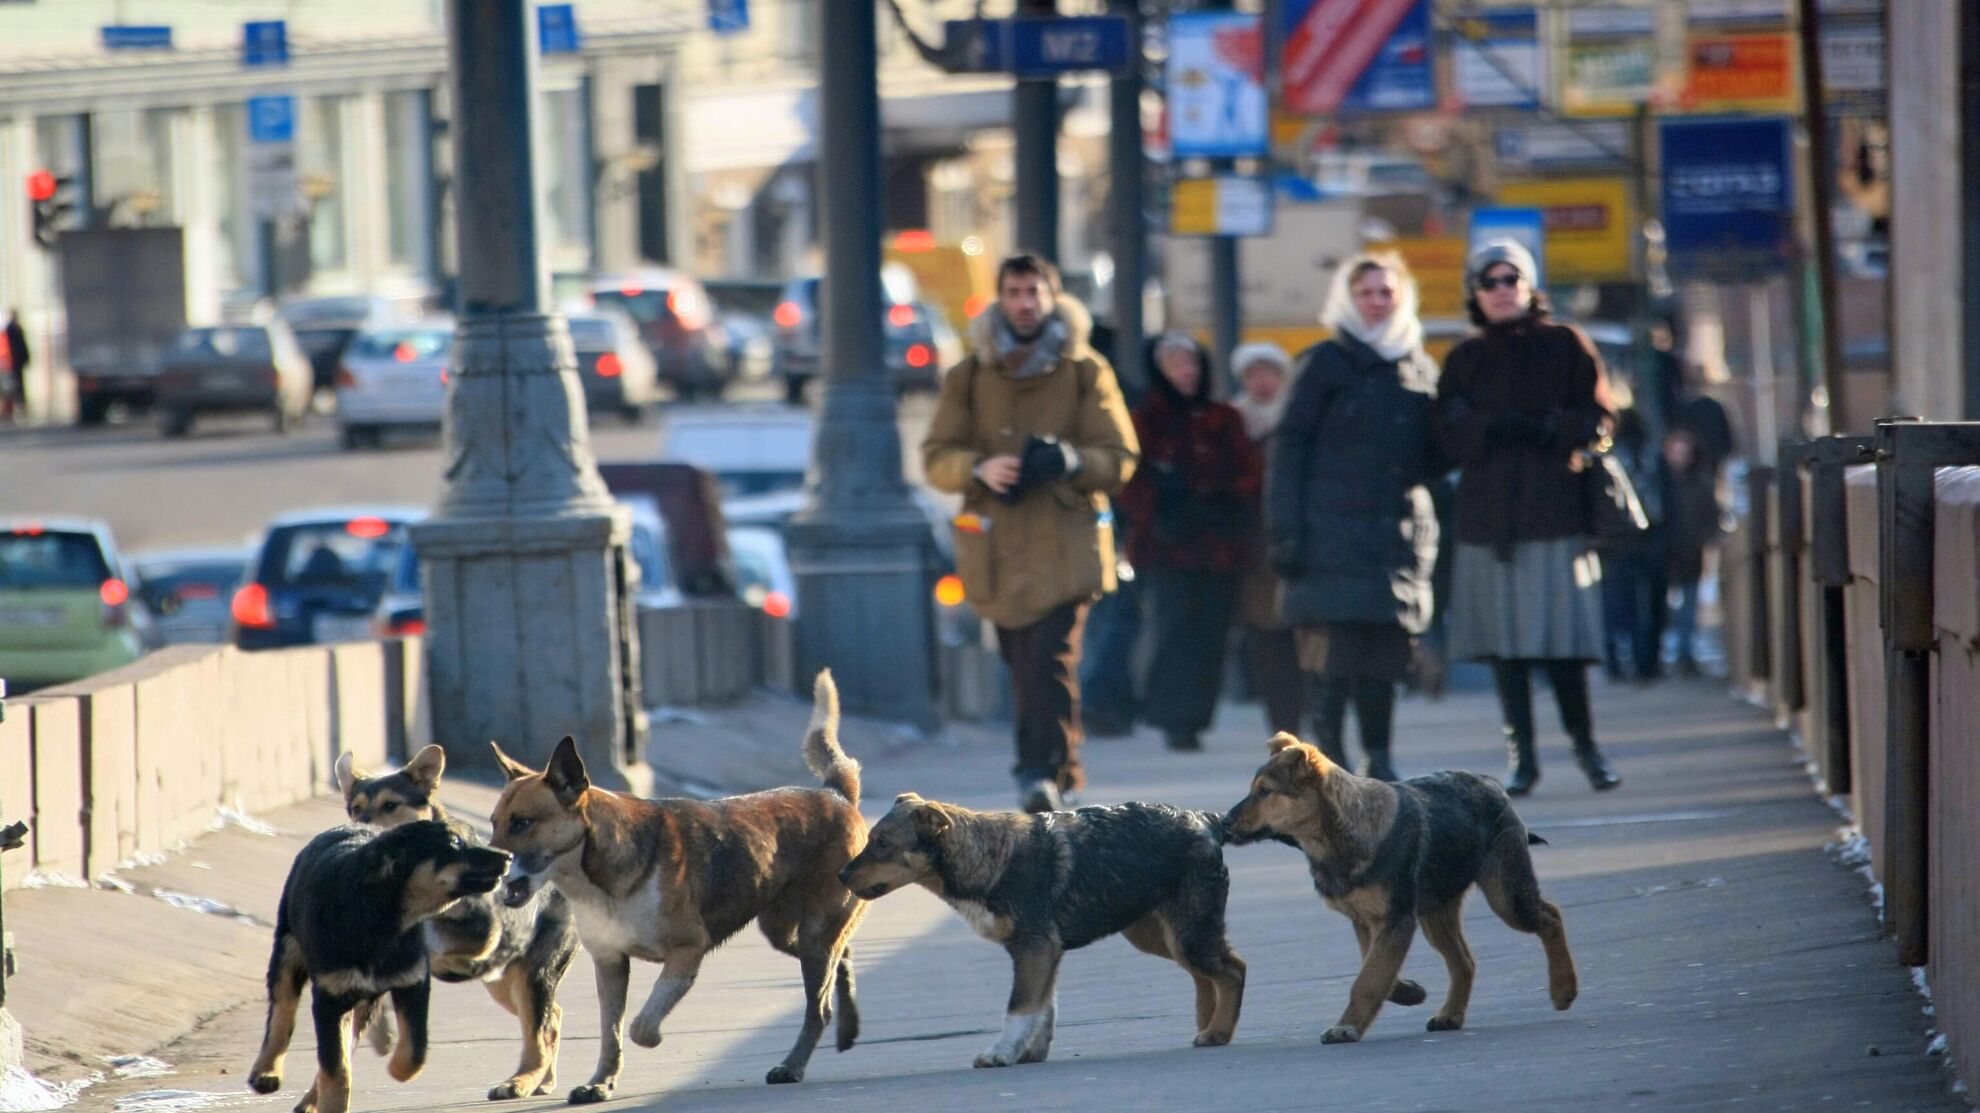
887,303 -> 916,328
379,616 -> 426,637
232,583 -> 274,629
393,341 -> 418,363
595,352 -> 624,378
346,516 -> 390,539
99,578 -> 130,607
774,301 -> 802,329
334,366 -> 357,388
762,591 -> 793,619
906,343 -> 932,369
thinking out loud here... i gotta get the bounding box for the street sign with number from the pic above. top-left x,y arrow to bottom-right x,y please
101,25 -> 172,50
943,16 -> 1131,78
246,95 -> 299,221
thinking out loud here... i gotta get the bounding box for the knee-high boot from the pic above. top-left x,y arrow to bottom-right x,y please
1492,660 -> 1539,795
1354,678 -> 1399,781
1309,673 -> 1351,766
1545,660 -> 1621,790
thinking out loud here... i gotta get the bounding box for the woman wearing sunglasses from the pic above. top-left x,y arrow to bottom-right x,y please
1434,240 -> 1622,795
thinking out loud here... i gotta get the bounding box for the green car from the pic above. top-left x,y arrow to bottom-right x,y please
0,518 -> 150,691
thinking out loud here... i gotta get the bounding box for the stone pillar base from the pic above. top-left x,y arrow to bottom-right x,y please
412,510 -> 652,793
788,511 -> 941,734
0,1008 -> 21,1074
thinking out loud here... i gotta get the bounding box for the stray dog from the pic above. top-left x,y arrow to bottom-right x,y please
839,795 -> 1246,1067
490,671 -> 868,1104
1222,732 -> 1578,1044
246,820 -> 510,1113
336,745 -> 580,1100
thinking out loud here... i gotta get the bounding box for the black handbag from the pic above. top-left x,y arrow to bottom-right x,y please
1583,448 -> 1650,549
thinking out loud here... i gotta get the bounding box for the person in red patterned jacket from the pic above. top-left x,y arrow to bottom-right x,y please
1118,332 -> 1262,752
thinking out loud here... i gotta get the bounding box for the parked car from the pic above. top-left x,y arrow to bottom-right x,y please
335,316 -> 453,448
727,524 -> 796,620
701,278 -> 783,382
0,518 -> 149,690
658,404 -> 813,498
132,547 -> 249,646
155,322 -> 314,437
772,265 -> 943,401
718,487 -> 962,630
570,309 -> 661,422
231,507 -> 423,650
587,269 -> 730,400
280,293 -> 427,395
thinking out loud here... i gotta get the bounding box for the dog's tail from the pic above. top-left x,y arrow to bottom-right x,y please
1527,831 -> 1548,846
802,670 -> 860,806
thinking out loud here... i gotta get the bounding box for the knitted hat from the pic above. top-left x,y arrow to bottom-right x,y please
1466,238 -> 1539,293
1229,341 -> 1291,377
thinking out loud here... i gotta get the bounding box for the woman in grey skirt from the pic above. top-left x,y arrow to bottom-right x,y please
1434,240 -> 1621,794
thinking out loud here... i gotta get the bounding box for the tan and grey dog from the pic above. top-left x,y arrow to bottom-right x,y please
489,671 -> 868,1104
335,745 -> 579,1101
1223,733 -> 1578,1044
840,795 -> 1245,1067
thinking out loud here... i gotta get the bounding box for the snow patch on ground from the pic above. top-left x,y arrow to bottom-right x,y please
0,1065 -> 97,1111
102,1056 -> 173,1080
19,872 -> 90,891
207,804 -> 280,838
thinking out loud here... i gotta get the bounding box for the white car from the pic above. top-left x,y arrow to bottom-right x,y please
658,404 -> 814,498
728,525 -> 797,619
335,316 -> 454,448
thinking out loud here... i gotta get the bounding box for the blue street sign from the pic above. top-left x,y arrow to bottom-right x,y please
101,25 -> 172,50
247,95 -> 297,145
708,0 -> 750,35
243,20 -> 288,67
538,3 -> 581,55
944,16 -> 1131,77
1660,116 -> 1794,274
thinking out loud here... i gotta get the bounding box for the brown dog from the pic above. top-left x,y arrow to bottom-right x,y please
1222,733 -> 1577,1044
489,672 -> 867,1104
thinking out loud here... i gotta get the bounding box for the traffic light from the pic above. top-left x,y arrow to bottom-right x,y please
27,169 -> 75,250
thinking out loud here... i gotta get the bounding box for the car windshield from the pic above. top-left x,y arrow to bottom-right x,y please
259,520 -> 408,598
348,329 -> 452,361
282,297 -> 372,326
568,318 -> 616,348
137,559 -> 243,601
704,282 -> 783,318
0,529 -> 112,590
593,289 -> 677,325
174,327 -> 271,360
629,522 -> 668,590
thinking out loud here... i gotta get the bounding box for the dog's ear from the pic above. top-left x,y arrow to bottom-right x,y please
402,745 -> 446,793
489,741 -> 535,782
1267,732 -> 1302,755
546,737 -> 590,806
911,801 -> 952,841
335,751 -> 363,798
893,791 -> 924,807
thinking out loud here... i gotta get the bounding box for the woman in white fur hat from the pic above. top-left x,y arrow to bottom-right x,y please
1229,340 -> 1302,736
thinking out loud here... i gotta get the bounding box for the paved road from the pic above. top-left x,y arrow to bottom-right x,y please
0,393 -> 939,556
57,677 -> 1964,1112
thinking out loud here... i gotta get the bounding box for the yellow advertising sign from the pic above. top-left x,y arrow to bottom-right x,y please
1496,179 -> 1633,283
1368,235 -> 1469,320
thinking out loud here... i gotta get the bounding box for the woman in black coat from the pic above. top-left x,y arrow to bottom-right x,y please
1433,240 -> 1621,795
1269,253 -> 1439,781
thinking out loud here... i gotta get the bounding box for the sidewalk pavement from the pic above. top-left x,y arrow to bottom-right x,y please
15,675 -> 1968,1112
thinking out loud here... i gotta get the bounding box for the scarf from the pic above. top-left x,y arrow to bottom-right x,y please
1319,260 -> 1424,362
992,308 -> 1069,379
1230,391 -> 1287,441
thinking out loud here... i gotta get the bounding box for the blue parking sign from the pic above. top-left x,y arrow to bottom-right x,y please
243,20 -> 288,67
538,4 -> 581,54
247,95 -> 296,145
708,0 -> 750,34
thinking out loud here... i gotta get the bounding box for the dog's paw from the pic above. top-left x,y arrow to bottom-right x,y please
1550,976 -> 1579,1011
1320,1025 -> 1362,1045
248,1072 -> 281,1095
1016,1045 -> 1051,1064
1192,1029 -> 1233,1048
489,1077 -> 538,1101
568,1083 -> 613,1105
973,1049 -> 1015,1069
627,1016 -> 664,1049
765,1064 -> 803,1085
291,1097 -> 316,1113
1389,979 -> 1428,1007
1427,1015 -> 1464,1032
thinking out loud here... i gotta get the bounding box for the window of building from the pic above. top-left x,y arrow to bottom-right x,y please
301,96 -> 349,272
540,83 -> 593,275
384,89 -> 433,272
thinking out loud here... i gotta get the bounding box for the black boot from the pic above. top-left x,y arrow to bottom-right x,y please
1310,673 -> 1351,766
1545,660 -> 1620,791
1493,661 -> 1539,795
1361,746 -> 1400,782
1573,743 -> 1622,791
1354,678 -> 1400,781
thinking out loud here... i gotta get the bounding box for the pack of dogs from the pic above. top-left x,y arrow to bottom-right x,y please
248,673 -> 1579,1112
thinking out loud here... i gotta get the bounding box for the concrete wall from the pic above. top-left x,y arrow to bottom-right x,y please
0,639 -> 420,889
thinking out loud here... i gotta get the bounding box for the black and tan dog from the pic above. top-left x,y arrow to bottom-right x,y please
839,795 -> 1245,1067
1223,732 -> 1578,1045
489,671 -> 868,1104
247,820 -> 510,1113
335,745 -> 580,1101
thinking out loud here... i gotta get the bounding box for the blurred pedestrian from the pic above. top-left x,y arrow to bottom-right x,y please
1600,408 -> 1668,682
1662,428 -> 1725,676
2,309 -> 27,423
1435,240 -> 1622,795
1270,253 -> 1440,782
923,252 -> 1139,812
1117,333 -> 1260,752
1079,363 -> 1150,739
1229,340 -> 1302,736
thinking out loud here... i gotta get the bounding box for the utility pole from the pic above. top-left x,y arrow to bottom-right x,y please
786,0 -> 940,732
1795,0 -> 1844,432
1014,0 -> 1060,258
412,0 -> 649,790
1107,0 -> 1146,390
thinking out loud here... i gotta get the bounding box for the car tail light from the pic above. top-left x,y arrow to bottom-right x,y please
893,229 -> 937,252
334,366 -> 357,388
596,352 -> 624,378
232,583 -> 274,629
762,591 -> 793,619
906,343 -> 932,369
933,574 -> 965,607
887,303 -> 916,328
377,615 -> 426,637
346,516 -> 390,539
774,301 -> 801,329
394,341 -> 418,363
100,578 -> 132,627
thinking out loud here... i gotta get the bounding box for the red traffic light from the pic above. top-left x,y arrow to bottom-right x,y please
26,169 -> 57,203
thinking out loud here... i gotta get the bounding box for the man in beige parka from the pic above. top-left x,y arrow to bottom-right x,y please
922,253 -> 1139,812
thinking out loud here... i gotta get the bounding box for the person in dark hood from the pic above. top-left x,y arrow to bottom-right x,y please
1269,252 -> 1440,782
1116,332 -> 1261,752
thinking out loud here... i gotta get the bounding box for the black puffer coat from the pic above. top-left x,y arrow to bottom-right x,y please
1268,333 -> 1441,634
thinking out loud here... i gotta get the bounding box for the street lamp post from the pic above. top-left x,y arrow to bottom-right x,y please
412,0 -> 650,790
785,0 -> 940,732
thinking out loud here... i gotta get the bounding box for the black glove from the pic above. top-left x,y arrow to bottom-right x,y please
1486,410 -> 1549,446
999,435 -> 1076,503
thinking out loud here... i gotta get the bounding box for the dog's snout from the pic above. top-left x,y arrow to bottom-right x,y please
837,867 -> 852,887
